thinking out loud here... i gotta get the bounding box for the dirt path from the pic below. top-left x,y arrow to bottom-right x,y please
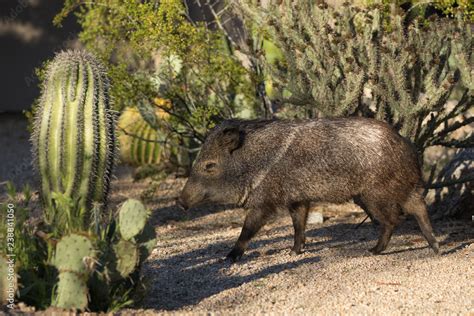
112,172 -> 474,315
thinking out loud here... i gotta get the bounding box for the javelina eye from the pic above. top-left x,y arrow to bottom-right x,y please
205,162 -> 217,171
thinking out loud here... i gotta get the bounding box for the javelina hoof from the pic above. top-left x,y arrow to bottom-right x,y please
368,246 -> 383,255
290,248 -> 303,256
226,248 -> 244,262
431,242 -> 440,254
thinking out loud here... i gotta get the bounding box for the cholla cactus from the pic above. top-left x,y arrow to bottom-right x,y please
32,50 -> 117,223
238,1 -> 377,117
430,149 -> 474,219
238,1 -> 472,143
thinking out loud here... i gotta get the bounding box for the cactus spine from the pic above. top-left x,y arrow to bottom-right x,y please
32,50 -> 116,219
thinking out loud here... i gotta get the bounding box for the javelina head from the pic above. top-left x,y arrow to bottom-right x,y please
179,125 -> 245,209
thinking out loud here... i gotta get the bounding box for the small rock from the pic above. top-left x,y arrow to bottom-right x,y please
307,211 -> 324,224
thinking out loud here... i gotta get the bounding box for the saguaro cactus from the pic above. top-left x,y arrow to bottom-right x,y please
32,50 -> 116,220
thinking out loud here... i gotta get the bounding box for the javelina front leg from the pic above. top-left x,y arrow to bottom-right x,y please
227,208 -> 268,262
369,223 -> 395,254
289,202 -> 310,255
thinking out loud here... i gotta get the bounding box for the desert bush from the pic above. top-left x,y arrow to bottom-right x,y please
412,0 -> 474,21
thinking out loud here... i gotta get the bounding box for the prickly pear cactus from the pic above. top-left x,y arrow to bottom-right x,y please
135,223 -> 157,262
113,240 -> 139,278
53,233 -> 96,310
54,272 -> 89,310
53,233 -> 96,274
32,50 -> 117,219
118,107 -> 164,166
106,199 -> 156,280
118,199 -> 148,240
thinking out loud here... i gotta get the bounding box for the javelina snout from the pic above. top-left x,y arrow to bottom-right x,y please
178,178 -> 212,210
181,118 -> 439,262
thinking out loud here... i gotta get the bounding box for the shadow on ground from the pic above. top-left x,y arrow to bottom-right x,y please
144,214 -> 473,310
144,237 -> 321,310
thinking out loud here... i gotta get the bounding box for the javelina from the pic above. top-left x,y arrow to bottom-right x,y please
178,118 -> 439,261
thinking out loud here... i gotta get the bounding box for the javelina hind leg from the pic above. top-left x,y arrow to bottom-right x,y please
402,191 -> 440,254
289,202 -> 310,255
227,208 -> 269,262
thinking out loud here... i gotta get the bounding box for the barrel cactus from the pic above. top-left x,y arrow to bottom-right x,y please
117,106 -> 169,166
32,50 -> 116,220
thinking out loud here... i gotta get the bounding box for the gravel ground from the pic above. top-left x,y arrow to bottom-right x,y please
1,114 -> 473,315
113,174 -> 474,315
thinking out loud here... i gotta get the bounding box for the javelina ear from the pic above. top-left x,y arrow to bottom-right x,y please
221,126 -> 243,153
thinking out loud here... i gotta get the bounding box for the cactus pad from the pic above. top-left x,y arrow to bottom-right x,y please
54,233 -> 96,275
118,199 -> 148,240
136,222 -> 157,262
54,271 -> 88,311
113,240 -> 139,278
